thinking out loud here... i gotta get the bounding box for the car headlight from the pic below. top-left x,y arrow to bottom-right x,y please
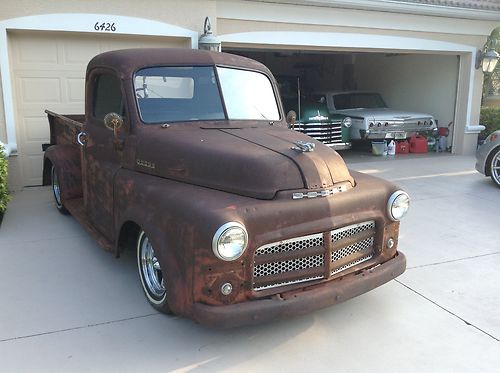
387,191 -> 410,221
212,222 -> 248,261
342,117 -> 352,128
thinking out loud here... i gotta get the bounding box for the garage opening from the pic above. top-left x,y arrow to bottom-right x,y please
225,47 -> 459,152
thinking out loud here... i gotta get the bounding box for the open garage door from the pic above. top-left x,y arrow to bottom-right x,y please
225,47 -> 459,151
10,30 -> 189,186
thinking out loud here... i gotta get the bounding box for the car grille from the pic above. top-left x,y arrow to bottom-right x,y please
252,221 -> 376,291
292,120 -> 343,146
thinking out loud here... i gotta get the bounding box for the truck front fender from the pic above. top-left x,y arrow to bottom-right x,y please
43,145 -> 83,201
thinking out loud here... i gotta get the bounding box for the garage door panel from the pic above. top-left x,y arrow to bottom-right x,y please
12,34 -> 58,65
24,116 -> 49,142
63,40 -> 102,65
66,78 -> 86,102
20,77 -> 62,103
25,155 -> 44,186
10,30 -> 188,186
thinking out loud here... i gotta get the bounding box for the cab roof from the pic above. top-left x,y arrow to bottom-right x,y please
87,48 -> 270,79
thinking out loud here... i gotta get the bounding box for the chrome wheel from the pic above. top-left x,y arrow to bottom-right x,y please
51,166 -> 62,208
137,231 -> 166,304
51,166 -> 68,214
491,149 -> 500,187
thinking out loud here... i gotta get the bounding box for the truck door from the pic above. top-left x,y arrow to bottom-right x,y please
81,70 -> 126,241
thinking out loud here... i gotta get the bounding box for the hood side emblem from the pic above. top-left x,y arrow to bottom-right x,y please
291,141 -> 315,153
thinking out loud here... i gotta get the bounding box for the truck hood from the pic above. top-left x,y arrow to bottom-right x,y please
135,123 -> 354,199
335,108 -> 433,121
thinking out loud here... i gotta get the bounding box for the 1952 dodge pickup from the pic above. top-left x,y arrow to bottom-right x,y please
42,48 -> 408,328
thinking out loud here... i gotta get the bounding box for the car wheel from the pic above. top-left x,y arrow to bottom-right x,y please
51,166 -> 69,214
490,147 -> 500,188
137,230 -> 171,313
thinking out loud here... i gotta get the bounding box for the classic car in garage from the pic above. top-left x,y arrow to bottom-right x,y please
313,91 -> 436,141
277,76 -> 351,150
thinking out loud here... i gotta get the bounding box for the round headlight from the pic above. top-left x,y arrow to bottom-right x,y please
387,191 -> 410,221
212,222 -> 248,261
342,117 -> 352,128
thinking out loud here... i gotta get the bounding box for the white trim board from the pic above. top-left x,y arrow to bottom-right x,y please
0,13 -> 199,156
221,31 -> 481,137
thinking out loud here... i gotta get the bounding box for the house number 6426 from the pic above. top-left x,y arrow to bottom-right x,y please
94,22 -> 116,32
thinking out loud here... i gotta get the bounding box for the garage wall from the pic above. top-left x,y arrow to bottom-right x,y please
356,54 -> 459,133
0,0 -> 215,34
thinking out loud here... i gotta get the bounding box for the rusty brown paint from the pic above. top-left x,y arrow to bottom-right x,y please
42,48 -> 407,327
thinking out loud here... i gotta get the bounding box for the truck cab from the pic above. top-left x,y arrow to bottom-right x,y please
43,49 -> 408,327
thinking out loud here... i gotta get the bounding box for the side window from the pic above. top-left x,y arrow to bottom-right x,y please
93,74 -> 124,120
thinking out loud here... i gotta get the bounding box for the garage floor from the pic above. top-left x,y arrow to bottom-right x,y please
1,154 -> 499,372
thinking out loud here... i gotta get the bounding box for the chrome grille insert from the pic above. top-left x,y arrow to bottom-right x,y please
252,220 -> 377,291
254,254 -> 325,278
292,120 -> 344,145
255,233 -> 324,256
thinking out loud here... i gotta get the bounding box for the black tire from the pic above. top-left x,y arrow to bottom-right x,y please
489,147 -> 500,188
51,166 -> 69,215
137,230 -> 172,314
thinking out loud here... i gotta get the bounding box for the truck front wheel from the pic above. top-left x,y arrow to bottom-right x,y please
51,166 -> 69,214
137,230 -> 172,314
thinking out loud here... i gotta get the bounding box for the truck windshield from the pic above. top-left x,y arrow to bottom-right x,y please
135,66 -> 225,123
332,93 -> 387,110
135,66 -> 280,123
216,67 -> 280,121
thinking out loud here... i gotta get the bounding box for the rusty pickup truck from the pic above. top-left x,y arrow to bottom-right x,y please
42,48 -> 408,328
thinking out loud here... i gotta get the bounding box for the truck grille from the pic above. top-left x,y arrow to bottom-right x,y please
252,221 -> 376,291
292,121 -> 343,146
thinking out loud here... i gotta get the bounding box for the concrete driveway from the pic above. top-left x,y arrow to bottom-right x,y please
1,154 -> 499,372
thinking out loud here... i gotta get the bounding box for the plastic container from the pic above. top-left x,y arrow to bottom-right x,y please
409,135 -> 428,153
427,137 -> 436,151
396,140 -> 409,154
371,141 -> 386,156
387,140 -> 396,156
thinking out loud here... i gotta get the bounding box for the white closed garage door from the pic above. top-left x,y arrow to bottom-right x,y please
10,30 -> 189,186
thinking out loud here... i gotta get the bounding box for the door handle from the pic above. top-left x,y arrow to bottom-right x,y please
77,132 -> 87,147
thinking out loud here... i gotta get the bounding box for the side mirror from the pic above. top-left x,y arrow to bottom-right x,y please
286,110 -> 297,127
104,112 -> 124,150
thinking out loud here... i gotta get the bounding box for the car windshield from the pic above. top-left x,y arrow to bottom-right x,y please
332,93 -> 387,110
134,66 -> 280,123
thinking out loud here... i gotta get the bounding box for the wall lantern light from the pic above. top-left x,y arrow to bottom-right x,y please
475,49 -> 500,73
198,17 -> 221,52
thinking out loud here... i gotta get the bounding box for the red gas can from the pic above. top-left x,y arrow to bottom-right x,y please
396,140 -> 409,154
409,135 -> 428,153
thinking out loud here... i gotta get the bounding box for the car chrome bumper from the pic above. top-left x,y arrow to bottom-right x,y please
191,252 -> 406,328
327,142 -> 351,150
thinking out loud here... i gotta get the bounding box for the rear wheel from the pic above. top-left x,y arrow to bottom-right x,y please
137,230 -> 171,313
51,166 -> 69,214
490,148 -> 500,188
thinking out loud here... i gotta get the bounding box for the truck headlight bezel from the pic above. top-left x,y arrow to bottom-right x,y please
387,191 -> 410,221
212,222 -> 248,261
342,117 -> 352,128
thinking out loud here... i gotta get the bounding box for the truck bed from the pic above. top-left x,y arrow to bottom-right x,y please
45,110 -> 84,146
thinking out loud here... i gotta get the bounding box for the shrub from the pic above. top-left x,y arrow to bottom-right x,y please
479,106 -> 500,140
0,145 -> 10,213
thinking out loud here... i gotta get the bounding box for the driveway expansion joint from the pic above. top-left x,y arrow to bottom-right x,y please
0,313 -> 160,343
395,279 -> 500,343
